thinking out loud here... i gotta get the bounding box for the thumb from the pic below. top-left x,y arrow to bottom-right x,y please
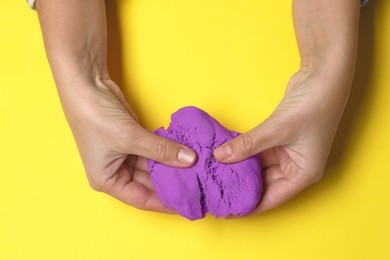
213,118 -> 287,163
125,127 -> 197,168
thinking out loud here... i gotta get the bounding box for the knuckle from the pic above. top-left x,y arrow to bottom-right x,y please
132,197 -> 148,210
307,171 -> 323,184
238,133 -> 254,155
88,178 -> 104,192
156,139 -> 170,162
311,174 -> 323,184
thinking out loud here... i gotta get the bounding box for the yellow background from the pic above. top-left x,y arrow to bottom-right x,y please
1,1 -> 389,259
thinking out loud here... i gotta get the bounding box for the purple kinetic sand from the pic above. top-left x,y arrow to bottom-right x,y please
147,106 -> 262,220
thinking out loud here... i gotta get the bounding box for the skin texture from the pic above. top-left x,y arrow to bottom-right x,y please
214,0 -> 361,214
36,0 -> 197,213
36,0 -> 361,216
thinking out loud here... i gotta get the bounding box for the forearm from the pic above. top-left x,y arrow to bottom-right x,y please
292,0 -> 360,89
36,0 -> 108,94
215,1 -> 363,213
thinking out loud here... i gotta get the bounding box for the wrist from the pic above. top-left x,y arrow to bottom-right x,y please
300,45 -> 357,76
53,71 -> 116,126
286,52 -> 357,122
297,45 -> 357,100
49,52 -> 109,90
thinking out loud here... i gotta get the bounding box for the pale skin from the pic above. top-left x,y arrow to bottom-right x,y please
36,0 -> 361,215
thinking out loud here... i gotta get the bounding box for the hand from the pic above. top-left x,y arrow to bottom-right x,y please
213,0 -> 361,215
64,78 -> 197,212
35,0 -> 199,214
214,70 -> 349,214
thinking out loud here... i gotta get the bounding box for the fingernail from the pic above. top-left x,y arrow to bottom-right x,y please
178,148 -> 196,165
215,144 -> 233,160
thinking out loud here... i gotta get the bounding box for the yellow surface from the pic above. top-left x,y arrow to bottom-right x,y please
1,1 -> 389,259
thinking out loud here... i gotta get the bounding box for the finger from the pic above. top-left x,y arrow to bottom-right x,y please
132,169 -> 154,191
263,165 -> 285,186
110,181 -> 175,213
224,166 -> 295,219
253,175 -> 306,214
123,127 -> 197,168
224,165 -> 293,220
214,117 -> 288,163
104,166 -> 175,213
126,157 -> 153,190
132,156 -> 148,172
259,148 -> 279,170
